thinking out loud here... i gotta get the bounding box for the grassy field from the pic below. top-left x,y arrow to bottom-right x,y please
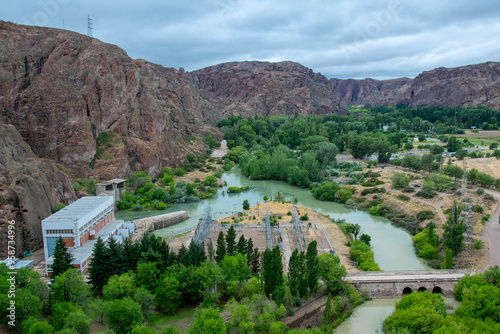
148,305 -> 197,331
455,130 -> 500,147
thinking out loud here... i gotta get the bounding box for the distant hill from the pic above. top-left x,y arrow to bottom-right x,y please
330,62 -> 500,109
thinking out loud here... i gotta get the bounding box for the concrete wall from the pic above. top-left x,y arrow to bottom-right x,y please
144,211 -> 189,231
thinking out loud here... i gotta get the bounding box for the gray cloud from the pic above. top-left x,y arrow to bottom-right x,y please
2,0 -> 500,79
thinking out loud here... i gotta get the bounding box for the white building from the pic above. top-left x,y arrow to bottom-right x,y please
41,196 -> 134,276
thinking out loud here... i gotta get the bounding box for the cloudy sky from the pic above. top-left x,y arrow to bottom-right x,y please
2,0 -> 500,79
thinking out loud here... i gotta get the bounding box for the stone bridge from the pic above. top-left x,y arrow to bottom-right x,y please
347,270 -> 470,298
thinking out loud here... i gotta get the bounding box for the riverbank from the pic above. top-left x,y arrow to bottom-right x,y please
345,165 -> 497,270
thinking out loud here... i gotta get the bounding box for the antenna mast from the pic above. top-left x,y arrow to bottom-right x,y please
87,15 -> 93,37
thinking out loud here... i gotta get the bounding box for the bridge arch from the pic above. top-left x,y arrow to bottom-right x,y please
432,286 -> 443,294
402,287 -> 413,295
418,287 -> 427,292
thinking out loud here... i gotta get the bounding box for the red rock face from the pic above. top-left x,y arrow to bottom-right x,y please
0,21 -> 222,180
330,62 -> 500,109
0,124 -> 76,257
190,61 -> 345,118
0,22 -> 345,182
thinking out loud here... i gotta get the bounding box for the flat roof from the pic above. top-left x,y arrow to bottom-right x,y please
42,196 -> 113,228
47,220 -> 125,264
96,179 -> 126,186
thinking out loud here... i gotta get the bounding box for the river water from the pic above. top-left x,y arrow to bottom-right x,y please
115,167 -> 434,332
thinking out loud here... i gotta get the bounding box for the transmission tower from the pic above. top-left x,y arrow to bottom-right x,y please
291,199 -> 307,252
461,164 -> 473,244
87,15 -> 93,37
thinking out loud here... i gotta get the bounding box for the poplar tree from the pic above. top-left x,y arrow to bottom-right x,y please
298,251 -> 308,298
246,238 -> 254,265
89,237 -> 109,291
215,232 -> 226,263
262,248 -> 274,297
306,240 -> 319,293
51,236 -> 74,279
225,226 -> 237,256
207,239 -> 215,262
288,249 -> 300,298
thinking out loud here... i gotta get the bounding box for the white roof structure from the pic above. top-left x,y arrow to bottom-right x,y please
42,196 -> 113,230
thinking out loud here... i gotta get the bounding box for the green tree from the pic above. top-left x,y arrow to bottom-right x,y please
134,287 -> 155,320
103,273 -> 136,300
88,237 -> 109,291
443,201 -> 465,256
447,136 -> 461,152
318,253 -> 347,294
51,236 -> 74,279
237,235 -> 247,255
250,247 -> 260,275
441,248 -> 454,269
51,269 -> 90,305
88,299 -> 107,325
242,199 -> 250,210
207,238 -> 215,262
187,307 -> 226,334
288,249 -> 300,298
136,261 -> 159,291
106,297 -> 144,334
220,254 -> 252,284
391,173 -> 410,190
155,275 -> 182,314
215,232 -> 226,263
245,238 -> 254,265
225,226 -> 237,256
63,309 -> 91,334
306,241 -> 319,293
359,233 -> 372,246
186,241 -> 206,267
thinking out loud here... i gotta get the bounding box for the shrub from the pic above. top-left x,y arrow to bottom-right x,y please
484,193 -> 495,201
300,213 -> 309,221
54,203 -> 66,212
156,202 -> 167,210
472,205 -> 484,213
369,205 -> 381,216
132,203 -> 142,211
397,194 -> 410,201
416,210 -> 435,222
476,188 -> 485,195
473,239 -> 483,249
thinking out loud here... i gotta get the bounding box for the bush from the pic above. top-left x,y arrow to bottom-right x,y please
472,205 -> 484,213
397,194 -> 410,201
54,203 -> 66,212
156,202 -> 167,210
132,203 -> 142,211
300,213 -> 309,221
416,210 -> 435,222
484,193 -> 495,201
476,188 -> 485,195
473,239 -> 483,249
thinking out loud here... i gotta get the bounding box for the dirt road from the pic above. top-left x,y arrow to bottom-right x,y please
481,189 -> 500,270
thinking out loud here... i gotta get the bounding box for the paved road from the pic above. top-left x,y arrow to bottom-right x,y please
481,189 -> 500,270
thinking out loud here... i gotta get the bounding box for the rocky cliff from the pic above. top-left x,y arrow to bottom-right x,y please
330,62 -> 500,110
190,61 -> 344,118
0,124 -> 76,257
0,21 -> 223,181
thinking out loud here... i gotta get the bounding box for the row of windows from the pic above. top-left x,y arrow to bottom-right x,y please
78,206 -> 113,234
46,229 -> 73,234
